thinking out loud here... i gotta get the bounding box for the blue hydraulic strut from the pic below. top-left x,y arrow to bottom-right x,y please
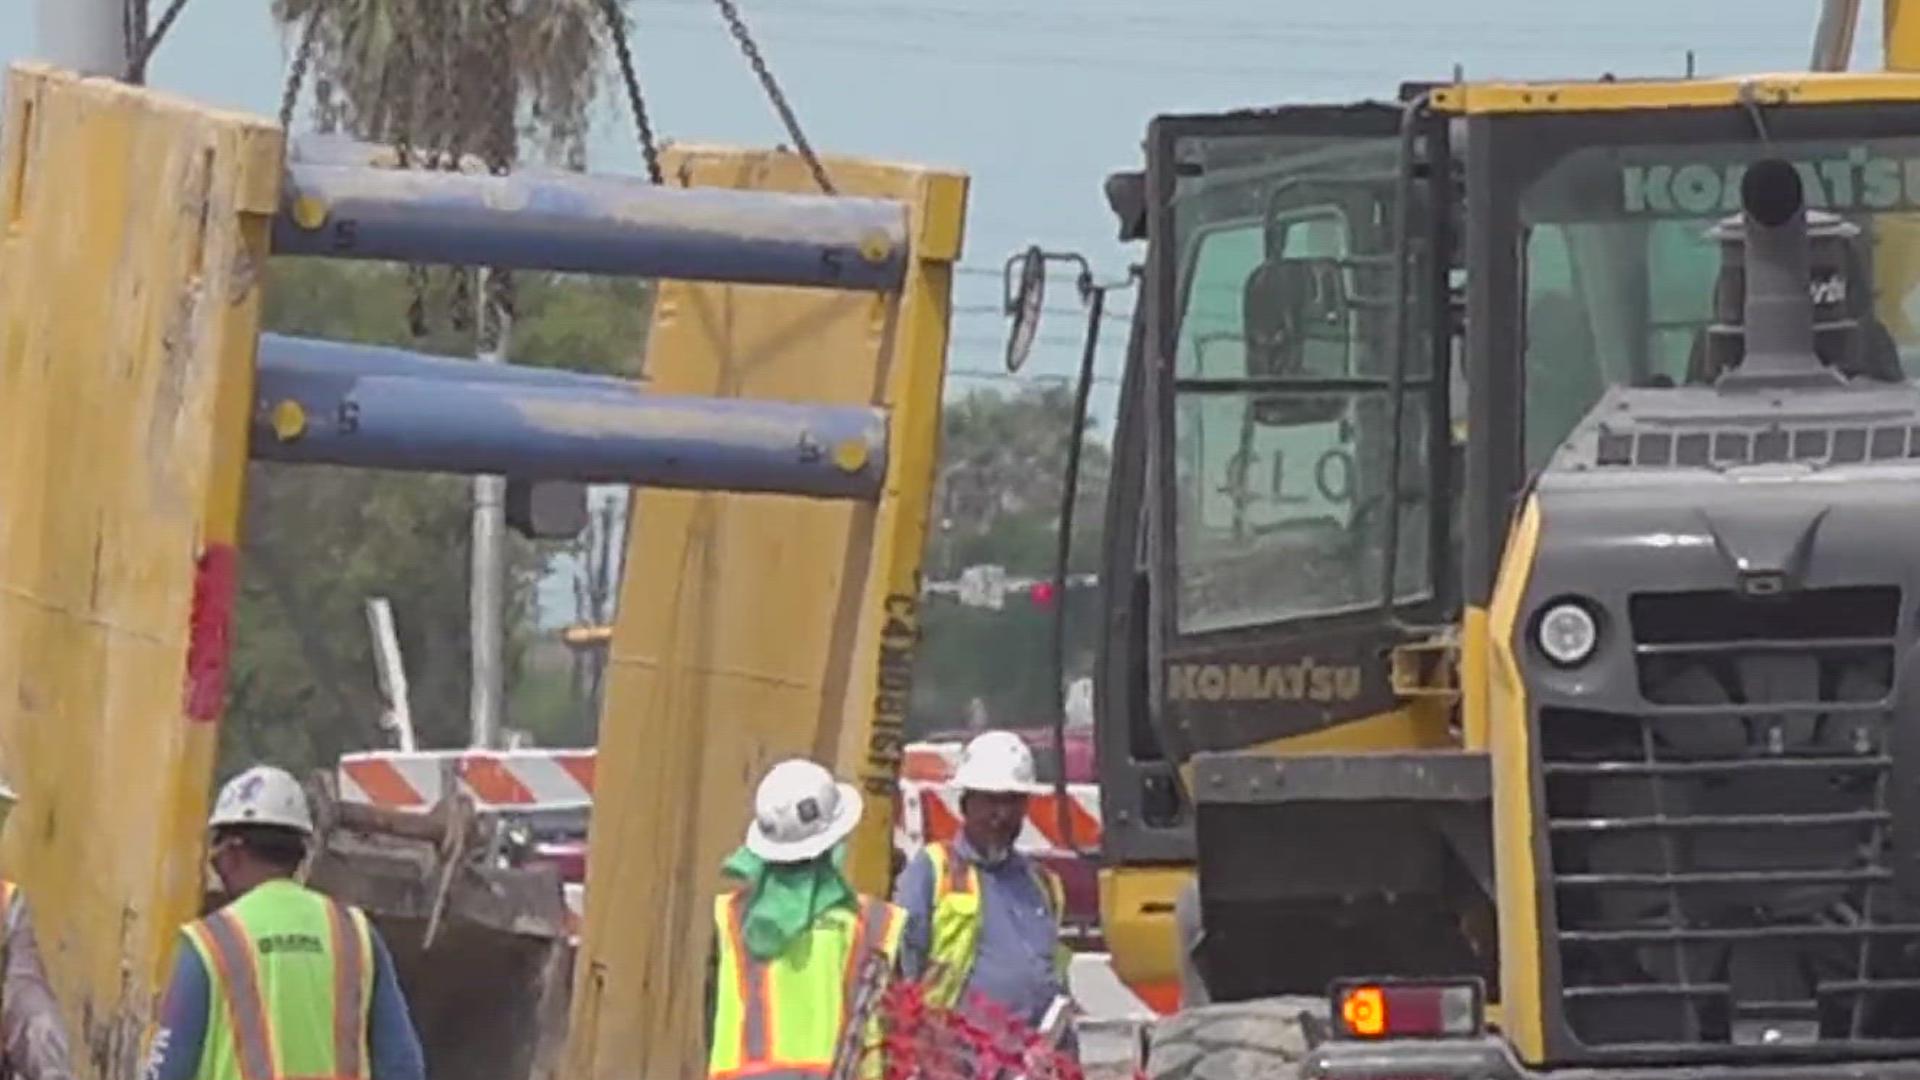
271,160 -> 909,292
252,335 -> 888,500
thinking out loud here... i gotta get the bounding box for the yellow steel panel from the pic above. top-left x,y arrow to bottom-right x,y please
1890,0 -> 1920,71
566,147 -> 967,1080
1431,70 -> 1920,114
0,63 -> 278,1078
1460,606 -> 1492,751
1486,498 -> 1545,1063
1098,866 -> 1188,1013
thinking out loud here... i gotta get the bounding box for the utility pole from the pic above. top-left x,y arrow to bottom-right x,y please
469,269 -> 512,749
35,0 -> 129,76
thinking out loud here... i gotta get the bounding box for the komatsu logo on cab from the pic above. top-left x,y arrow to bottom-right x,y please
1623,149 -> 1920,215
1167,660 -> 1363,703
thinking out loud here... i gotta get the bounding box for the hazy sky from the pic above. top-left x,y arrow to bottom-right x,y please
0,0 -> 1865,628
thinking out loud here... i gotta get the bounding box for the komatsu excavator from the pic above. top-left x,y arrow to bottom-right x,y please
1080,4 -> 1920,1078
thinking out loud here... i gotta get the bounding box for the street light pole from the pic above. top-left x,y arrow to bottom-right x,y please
34,0 -> 130,77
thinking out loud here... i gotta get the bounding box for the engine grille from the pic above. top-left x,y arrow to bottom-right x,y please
1538,585 -> 1920,1055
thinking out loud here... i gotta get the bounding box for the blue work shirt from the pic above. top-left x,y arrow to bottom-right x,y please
143,919 -> 426,1080
893,835 -> 1065,1026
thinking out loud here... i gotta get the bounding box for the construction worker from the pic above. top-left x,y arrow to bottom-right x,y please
0,773 -> 80,1080
143,766 -> 426,1080
706,758 -> 906,1079
892,730 -> 1072,1040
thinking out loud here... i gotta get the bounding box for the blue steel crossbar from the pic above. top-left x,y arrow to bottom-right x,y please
253,335 -> 888,500
272,162 -> 910,292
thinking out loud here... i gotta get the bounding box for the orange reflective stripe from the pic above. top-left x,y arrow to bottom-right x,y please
194,911 -> 277,1080
727,893 -> 776,1064
706,1053 -> 825,1068
839,899 -> 896,1002
325,902 -> 366,1079
938,843 -> 973,896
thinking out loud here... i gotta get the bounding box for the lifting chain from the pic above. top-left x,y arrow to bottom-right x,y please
709,0 -> 835,195
383,0 -> 435,337
128,0 -> 190,82
479,0 -> 518,344
278,1 -> 323,133
425,0 -> 474,335
599,0 -> 664,185
126,0 -> 150,72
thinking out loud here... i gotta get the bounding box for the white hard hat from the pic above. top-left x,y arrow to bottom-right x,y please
953,730 -> 1041,795
744,759 -> 862,863
209,766 -> 314,837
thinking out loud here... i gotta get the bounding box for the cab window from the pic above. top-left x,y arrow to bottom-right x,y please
1164,131 -> 1432,636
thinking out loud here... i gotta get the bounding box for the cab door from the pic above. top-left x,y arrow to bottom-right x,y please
1140,103 -> 1456,788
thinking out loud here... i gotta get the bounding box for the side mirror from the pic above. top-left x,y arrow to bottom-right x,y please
1242,257 -> 1350,424
1105,171 -> 1148,242
1003,245 -> 1048,372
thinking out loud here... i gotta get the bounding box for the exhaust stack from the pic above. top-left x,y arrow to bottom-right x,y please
1736,160 -> 1820,379
1706,158 -> 1854,389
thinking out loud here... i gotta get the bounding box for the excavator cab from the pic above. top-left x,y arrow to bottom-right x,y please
1096,75 -> 1920,1078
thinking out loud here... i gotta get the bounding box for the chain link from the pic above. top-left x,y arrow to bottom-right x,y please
599,0 -> 664,185
428,3 -> 474,334
127,0 -> 189,82
278,1 -> 324,133
709,0 -> 835,194
418,2 -> 459,171
124,0 -> 148,80
479,0 -> 518,343
378,0 -> 434,337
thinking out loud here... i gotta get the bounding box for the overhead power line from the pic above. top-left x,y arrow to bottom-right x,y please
624,12 -> 1797,80
951,303 -> 1133,323
946,366 -> 1123,387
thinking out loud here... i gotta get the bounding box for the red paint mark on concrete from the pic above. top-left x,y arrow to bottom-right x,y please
182,544 -> 239,723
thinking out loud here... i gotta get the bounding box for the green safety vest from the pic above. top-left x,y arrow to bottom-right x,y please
708,890 -> 905,1080
922,841 -> 1069,1012
182,879 -> 375,1080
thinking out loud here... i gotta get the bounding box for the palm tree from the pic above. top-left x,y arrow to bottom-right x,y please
270,0 -> 612,170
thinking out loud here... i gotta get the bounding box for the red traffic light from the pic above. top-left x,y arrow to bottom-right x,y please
1028,581 -> 1057,608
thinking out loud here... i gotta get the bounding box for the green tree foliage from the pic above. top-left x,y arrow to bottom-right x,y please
909,386 -> 1111,737
926,384 -> 1110,578
221,259 -> 646,779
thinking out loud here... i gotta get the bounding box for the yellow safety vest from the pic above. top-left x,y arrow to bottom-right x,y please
182,879 -> 375,1080
708,890 -> 906,1080
922,841 -> 1070,1012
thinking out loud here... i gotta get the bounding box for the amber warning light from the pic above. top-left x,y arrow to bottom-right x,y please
1332,979 -> 1484,1040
